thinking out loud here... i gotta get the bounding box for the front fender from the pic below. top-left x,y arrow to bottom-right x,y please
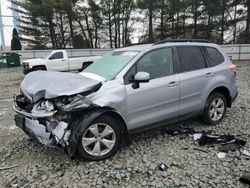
67,108 -> 127,157
28,59 -> 47,69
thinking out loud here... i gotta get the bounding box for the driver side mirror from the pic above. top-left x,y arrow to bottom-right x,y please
132,72 -> 150,89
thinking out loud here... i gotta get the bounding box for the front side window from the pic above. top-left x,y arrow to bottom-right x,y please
136,48 -> 174,79
204,47 -> 225,67
177,46 -> 206,73
50,52 -> 63,60
83,51 -> 138,81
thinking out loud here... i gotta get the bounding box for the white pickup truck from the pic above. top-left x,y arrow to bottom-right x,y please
22,50 -> 101,74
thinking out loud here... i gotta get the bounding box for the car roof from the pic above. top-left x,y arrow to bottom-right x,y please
113,41 -> 220,53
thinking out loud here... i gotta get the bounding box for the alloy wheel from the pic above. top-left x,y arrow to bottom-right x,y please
209,98 -> 225,121
81,123 -> 116,156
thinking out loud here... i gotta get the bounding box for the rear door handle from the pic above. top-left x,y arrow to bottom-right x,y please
205,73 -> 213,77
168,81 -> 178,87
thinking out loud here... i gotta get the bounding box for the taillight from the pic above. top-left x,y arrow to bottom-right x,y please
229,64 -> 237,75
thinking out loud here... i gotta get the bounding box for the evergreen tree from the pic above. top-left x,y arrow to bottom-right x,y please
11,28 -> 22,50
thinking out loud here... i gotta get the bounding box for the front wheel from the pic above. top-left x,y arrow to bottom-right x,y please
203,92 -> 227,125
33,66 -> 46,72
77,115 -> 122,161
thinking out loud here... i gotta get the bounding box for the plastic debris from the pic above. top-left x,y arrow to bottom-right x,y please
217,152 -> 227,159
239,175 -> 250,185
242,150 -> 250,157
158,163 -> 168,171
193,133 -> 203,141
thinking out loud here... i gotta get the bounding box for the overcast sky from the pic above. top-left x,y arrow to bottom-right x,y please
0,0 -> 14,47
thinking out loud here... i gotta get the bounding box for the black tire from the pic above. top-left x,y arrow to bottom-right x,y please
203,92 -> 227,125
77,115 -> 122,161
33,66 -> 46,71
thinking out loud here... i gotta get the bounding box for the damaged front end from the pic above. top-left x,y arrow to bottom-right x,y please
13,71 -> 102,149
13,94 -> 92,147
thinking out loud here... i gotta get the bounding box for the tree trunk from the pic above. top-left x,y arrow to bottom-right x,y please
171,15 -> 175,38
193,2 -> 198,39
160,0 -> 164,40
59,11 -> 65,48
148,6 -> 153,42
108,3 -> 113,48
67,11 -> 75,48
94,23 -> 98,48
176,10 -> 180,38
207,15 -> 211,40
47,17 -> 57,49
78,20 -> 90,48
233,5 -> 237,44
220,0 -> 225,44
245,0 -> 250,43
84,13 -> 93,48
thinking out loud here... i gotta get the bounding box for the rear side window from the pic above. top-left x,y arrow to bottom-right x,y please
177,46 -> 206,73
204,47 -> 224,67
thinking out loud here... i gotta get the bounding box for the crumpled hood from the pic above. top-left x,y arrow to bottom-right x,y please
21,71 -> 101,102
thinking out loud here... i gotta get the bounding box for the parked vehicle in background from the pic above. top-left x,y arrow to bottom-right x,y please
22,50 -> 101,74
13,39 -> 238,161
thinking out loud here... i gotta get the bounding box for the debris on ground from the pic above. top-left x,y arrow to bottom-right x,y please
217,152 -> 227,159
239,175 -> 250,185
158,163 -> 168,171
242,150 -> 250,157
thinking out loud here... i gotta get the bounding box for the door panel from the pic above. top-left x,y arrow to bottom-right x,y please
177,46 -> 213,116
126,75 -> 180,130
125,47 -> 180,130
179,67 -> 214,116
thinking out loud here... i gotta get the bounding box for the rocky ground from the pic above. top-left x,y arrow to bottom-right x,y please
0,63 -> 250,188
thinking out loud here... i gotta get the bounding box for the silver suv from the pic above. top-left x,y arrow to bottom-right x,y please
14,40 -> 238,161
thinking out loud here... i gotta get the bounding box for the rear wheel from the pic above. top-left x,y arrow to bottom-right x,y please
77,115 -> 122,161
203,92 -> 227,125
79,62 -> 93,72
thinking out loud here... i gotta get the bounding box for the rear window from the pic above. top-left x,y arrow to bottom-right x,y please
204,47 -> 225,67
177,46 -> 207,73
50,52 -> 63,59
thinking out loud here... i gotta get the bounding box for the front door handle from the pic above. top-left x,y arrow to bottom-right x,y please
205,73 -> 213,77
168,81 -> 178,87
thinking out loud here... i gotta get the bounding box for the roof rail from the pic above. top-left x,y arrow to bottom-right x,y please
127,42 -> 153,47
154,39 -> 211,45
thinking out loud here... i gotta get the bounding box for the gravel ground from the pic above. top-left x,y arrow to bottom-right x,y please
0,63 -> 250,188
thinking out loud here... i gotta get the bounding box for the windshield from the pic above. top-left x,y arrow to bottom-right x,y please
83,51 -> 138,81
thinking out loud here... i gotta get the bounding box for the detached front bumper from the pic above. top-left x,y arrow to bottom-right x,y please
13,96 -> 70,147
15,114 -> 56,145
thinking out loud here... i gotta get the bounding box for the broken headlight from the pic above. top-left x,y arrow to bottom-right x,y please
54,95 -> 91,112
36,100 -> 55,112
